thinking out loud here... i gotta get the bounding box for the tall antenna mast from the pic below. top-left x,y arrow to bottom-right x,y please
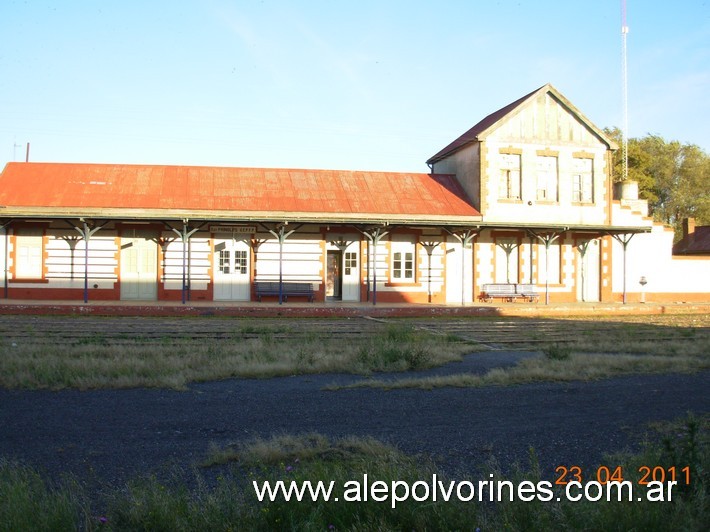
621,0 -> 629,182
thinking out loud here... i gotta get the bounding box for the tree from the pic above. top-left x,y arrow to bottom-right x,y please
605,128 -> 710,239
605,127 -> 655,198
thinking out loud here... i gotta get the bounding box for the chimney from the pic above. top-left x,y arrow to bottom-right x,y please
682,218 -> 696,239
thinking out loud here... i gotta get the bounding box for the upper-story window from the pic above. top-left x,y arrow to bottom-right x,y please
536,156 -> 558,202
572,158 -> 594,203
499,153 -> 521,200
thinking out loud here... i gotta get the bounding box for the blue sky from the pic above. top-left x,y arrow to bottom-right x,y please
1,0 -> 708,172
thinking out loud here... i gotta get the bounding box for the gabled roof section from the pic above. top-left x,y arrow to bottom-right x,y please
0,162 -> 481,224
427,83 -> 618,165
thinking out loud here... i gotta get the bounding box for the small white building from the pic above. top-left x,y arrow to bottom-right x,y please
0,84 -> 708,304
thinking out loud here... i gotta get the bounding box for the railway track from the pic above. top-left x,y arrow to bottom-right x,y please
0,314 -> 707,350
0,315 -> 380,345
406,316 -> 710,350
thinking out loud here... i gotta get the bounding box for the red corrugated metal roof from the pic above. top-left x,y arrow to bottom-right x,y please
0,162 -> 481,220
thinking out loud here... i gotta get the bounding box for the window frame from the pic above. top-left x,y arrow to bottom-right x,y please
234,249 -> 248,275
571,157 -> 594,204
390,240 -> 416,283
344,251 -> 357,276
499,153 -> 522,201
218,249 -> 231,274
536,155 -> 559,203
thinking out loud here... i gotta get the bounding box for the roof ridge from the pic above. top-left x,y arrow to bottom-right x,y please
3,161 -> 452,177
426,84 -> 548,164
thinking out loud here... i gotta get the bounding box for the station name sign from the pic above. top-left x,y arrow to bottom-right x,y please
209,225 -> 257,234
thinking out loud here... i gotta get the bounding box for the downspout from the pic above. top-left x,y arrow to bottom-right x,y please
529,236 -> 534,283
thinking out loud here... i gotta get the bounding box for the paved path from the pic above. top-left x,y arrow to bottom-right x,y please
1,365 -> 708,488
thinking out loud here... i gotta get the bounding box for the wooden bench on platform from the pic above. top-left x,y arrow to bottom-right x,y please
478,283 -> 540,303
515,283 -> 540,303
478,283 -> 519,302
254,281 -> 315,302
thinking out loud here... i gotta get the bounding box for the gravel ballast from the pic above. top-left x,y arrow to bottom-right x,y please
0,363 -> 707,487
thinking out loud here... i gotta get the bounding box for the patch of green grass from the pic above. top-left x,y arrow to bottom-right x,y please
1,417 -> 707,530
238,323 -> 291,336
114,433 -> 483,530
543,343 -> 572,360
0,459 -> 88,531
492,415 -> 709,530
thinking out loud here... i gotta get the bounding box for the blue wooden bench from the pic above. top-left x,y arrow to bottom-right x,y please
254,281 -> 315,302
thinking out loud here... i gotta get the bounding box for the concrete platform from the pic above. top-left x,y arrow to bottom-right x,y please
0,298 -> 708,318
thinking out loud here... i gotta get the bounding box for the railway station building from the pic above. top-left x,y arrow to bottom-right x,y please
1,84 -> 708,304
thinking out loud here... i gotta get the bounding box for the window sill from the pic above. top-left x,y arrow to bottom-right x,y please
385,282 -> 422,288
9,278 -> 49,284
498,199 -> 523,204
571,202 -> 596,206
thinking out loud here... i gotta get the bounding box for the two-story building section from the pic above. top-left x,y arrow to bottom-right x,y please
429,83 -> 638,303
427,83 -> 709,303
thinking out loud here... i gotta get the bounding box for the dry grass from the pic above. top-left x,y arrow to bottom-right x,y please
204,432 -> 401,468
331,350 -> 710,391
0,323 -> 475,390
329,313 -> 710,390
334,332 -> 710,390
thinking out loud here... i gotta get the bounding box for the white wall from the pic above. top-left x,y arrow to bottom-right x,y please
163,232 -> 211,292
254,229 -> 323,285
44,230 -> 118,289
611,214 -> 710,298
445,236 -> 473,304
